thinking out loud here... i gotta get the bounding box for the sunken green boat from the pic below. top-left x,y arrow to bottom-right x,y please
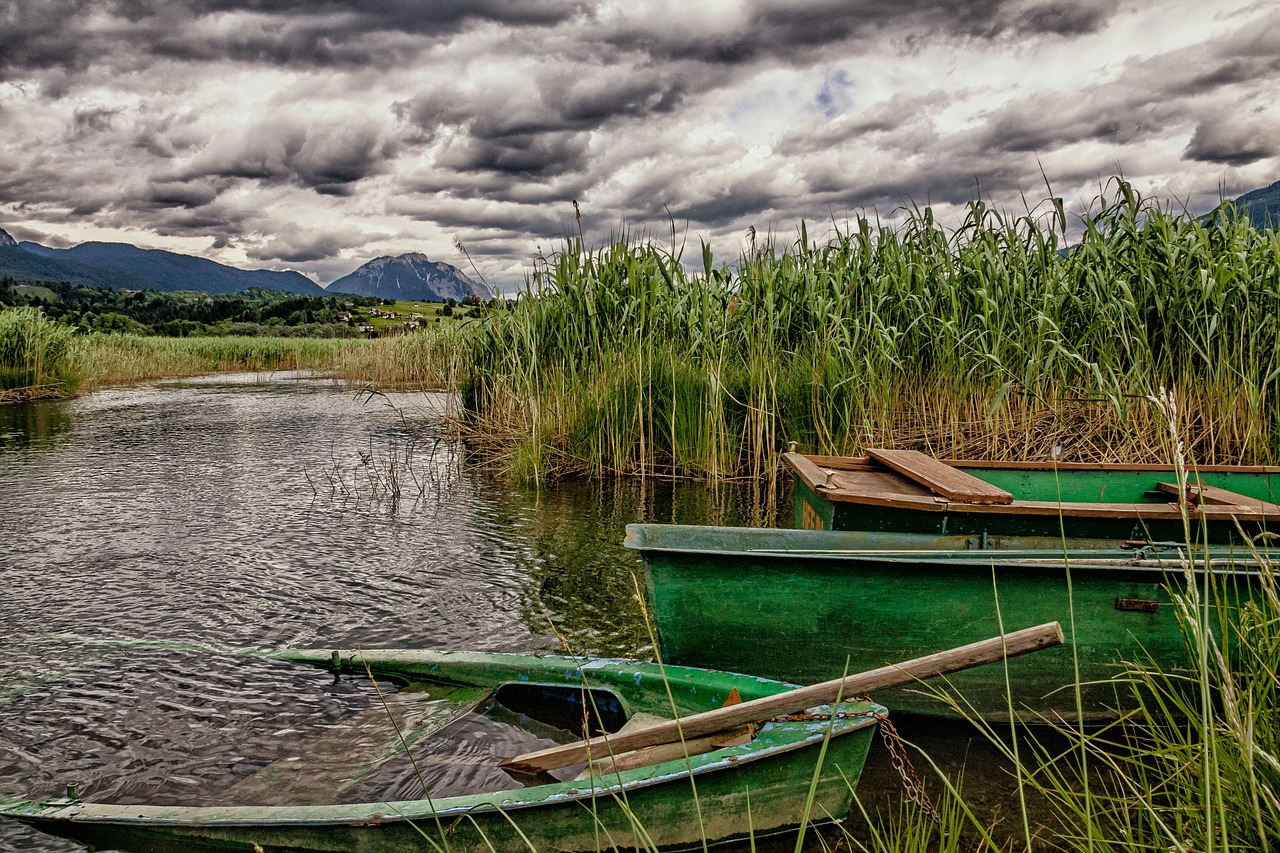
786,450 -> 1280,543
627,523 -> 1269,722
1,649 -> 883,853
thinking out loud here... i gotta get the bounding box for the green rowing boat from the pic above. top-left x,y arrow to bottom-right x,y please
1,649 -> 883,853
786,449 -> 1280,543
627,523 -> 1268,722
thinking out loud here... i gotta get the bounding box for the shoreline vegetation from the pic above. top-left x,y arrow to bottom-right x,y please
4,179 -> 1278,484
0,325 -> 467,402
461,179 -> 1280,484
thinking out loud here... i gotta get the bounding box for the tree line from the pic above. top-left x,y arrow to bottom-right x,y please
0,278 -> 385,337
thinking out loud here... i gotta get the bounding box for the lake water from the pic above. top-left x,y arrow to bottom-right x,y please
3,372 -> 855,852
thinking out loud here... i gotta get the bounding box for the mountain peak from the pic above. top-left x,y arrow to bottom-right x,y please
327,253 -> 493,302
0,227 -> 17,248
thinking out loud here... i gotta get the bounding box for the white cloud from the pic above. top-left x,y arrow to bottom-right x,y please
0,0 -> 1276,288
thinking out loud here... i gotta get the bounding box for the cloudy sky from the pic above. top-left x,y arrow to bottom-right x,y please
1,0 -> 1277,290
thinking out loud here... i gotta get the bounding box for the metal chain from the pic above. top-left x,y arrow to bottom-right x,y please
769,702 -> 942,823
875,711 -> 942,824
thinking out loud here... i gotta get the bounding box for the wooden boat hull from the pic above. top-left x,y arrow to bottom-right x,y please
1,650 -> 882,852
787,452 -> 1280,543
627,523 -> 1266,722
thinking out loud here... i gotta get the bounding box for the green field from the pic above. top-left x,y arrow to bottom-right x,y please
353,299 -> 480,334
12,284 -> 58,303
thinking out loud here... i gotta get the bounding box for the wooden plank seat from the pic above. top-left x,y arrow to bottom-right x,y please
215,684 -> 492,805
867,448 -> 1015,505
1155,481 -> 1280,513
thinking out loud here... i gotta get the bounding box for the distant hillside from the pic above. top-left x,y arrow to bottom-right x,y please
327,253 -> 493,302
14,241 -> 325,296
0,244 -> 155,289
0,227 -> 16,248
1226,180 -> 1280,229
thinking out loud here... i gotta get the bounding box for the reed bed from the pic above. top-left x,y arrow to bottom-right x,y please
52,329 -> 464,391
327,323 -> 471,391
0,306 -> 78,401
64,334 -> 362,387
461,180 -> 1280,481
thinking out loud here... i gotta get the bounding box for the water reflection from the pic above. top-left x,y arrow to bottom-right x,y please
0,398 -> 75,452
0,373 -> 784,853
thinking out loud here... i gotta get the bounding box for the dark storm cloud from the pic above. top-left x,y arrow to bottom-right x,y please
963,23 -> 1280,159
153,209 -> 242,234
1184,121 -> 1279,166
390,197 -> 565,235
1164,24 -> 1280,98
181,123 -> 394,195
401,65 -> 689,143
145,179 -> 221,208
672,186 -> 787,227
70,106 -> 124,137
398,63 -> 692,188
801,160 -> 1037,215
404,171 -> 590,206
246,229 -> 353,263
189,0 -> 583,31
1011,2 -> 1113,36
434,131 -> 590,179
599,0 -> 1119,65
0,0 -> 587,73
974,95 -> 1175,154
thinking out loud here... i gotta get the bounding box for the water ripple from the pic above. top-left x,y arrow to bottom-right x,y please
0,373 -> 768,853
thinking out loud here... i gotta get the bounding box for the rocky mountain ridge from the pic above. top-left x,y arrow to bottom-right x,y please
325,253 -> 492,303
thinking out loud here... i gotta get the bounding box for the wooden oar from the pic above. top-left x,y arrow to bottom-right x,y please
500,621 -> 1064,776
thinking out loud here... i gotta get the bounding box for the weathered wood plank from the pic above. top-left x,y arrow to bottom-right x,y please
1156,481 -> 1280,512
575,727 -> 755,779
501,622 -> 1063,776
867,448 -> 1015,505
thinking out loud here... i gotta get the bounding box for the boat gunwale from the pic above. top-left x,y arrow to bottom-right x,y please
797,453 -> 1280,476
624,524 -> 1269,580
1,650 -> 884,830
4,711 -> 878,828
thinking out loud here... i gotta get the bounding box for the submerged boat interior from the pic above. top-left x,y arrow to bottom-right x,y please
222,669 -> 650,807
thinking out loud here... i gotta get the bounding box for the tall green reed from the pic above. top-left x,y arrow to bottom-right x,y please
0,306 -> 78,400
462,179 -> 1280,482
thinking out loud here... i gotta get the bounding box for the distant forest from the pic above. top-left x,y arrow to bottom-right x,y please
0,277 -> 387,337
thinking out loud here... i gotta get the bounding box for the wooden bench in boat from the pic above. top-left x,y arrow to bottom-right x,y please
1155,481 -> 1280,514
215,684 -> 492,805
867,448 -> 1015,505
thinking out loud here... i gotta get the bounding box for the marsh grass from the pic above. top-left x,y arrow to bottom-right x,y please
48,327 -> 465,392
0,307 -> 77,401
462,180 -> 1280,482
328,324 -> 472,392
923,545 -> 1280,852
